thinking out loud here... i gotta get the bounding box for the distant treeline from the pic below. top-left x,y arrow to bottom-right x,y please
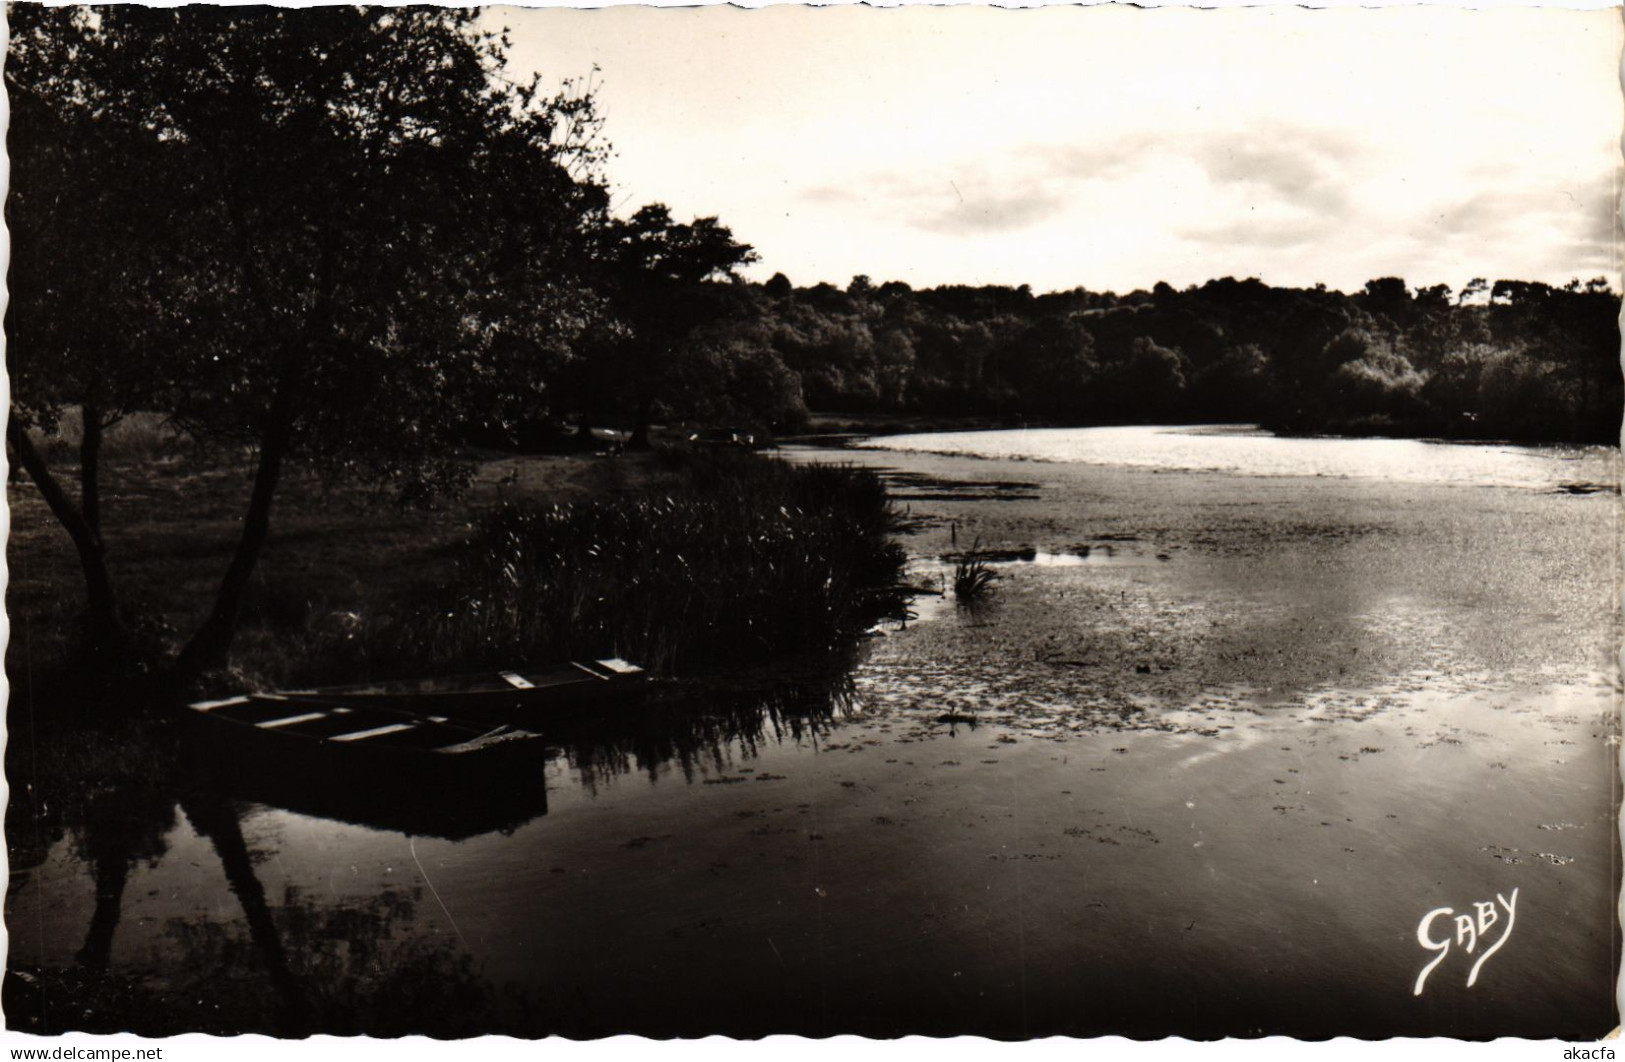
629,274 -> 1620,444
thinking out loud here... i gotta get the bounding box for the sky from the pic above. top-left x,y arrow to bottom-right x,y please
494,5 -> 1622,295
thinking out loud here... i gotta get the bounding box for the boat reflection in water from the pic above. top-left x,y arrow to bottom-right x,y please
6,657 -> 860,1037
188,732 -> 552,844
185,692 -> 554,842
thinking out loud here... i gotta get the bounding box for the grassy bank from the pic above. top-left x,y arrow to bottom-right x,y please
8,449 -> 629,698
8,429 -> 904,697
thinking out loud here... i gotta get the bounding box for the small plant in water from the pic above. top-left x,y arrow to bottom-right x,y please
952,553 -> 997,605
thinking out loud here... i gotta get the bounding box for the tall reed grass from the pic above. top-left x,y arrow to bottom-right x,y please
370,452 -> 907,676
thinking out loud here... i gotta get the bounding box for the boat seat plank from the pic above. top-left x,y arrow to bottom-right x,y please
191,696 -> 251,712
246,709 -> 410,739
349,724 -> 494,752
210,698 -> 335,725
595,658 -> 644,675
330,723 -> 418,743
257,711 -> 330,730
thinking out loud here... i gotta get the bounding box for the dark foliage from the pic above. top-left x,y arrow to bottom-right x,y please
7,6 -> 612,675
698,273 -> 1619,443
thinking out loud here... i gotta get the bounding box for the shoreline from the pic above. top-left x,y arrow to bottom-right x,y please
783,425 -> 1621,497
784,412 -> 1625,452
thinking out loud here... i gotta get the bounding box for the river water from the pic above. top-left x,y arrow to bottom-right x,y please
861,424 -> 1618,492
8,426 -> 1620,1038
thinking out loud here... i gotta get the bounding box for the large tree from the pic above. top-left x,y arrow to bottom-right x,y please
7,6 -> 612,678
6,5 -> 226,654
596,204 -> 756,448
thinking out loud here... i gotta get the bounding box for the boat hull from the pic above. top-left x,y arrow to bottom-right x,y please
188,692 -> 545,774
271,658 -> 648,725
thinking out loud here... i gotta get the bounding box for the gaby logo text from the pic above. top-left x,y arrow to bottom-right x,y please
1413,887 -> 1518,996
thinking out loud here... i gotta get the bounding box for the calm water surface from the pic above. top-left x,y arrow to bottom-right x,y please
862,424 -> 1619,491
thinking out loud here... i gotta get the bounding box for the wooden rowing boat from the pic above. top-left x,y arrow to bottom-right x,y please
185,694 -> 549,837
270,657 -> 648,722
188,692 -> 545,762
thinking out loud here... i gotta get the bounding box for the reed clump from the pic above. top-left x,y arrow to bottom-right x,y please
376,452 -> 907,675
951,553 -> 998,604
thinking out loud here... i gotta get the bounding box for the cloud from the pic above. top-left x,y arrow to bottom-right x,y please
1031,136 -> 1162,183
1417,172 -> 1619,275
799,167 -> 1075,235
799,184 -> 863,206
788,121 -> 1616,290
911,183 -> 1068,235
896,139 -> 1158,235
804,124 -> 1368,241
1556,239 -> 1617,273
1170,127 -> 1364,250
1180,213 -> 1340,250
1432,187 -> 1611,239
1185,129 -> 1357,218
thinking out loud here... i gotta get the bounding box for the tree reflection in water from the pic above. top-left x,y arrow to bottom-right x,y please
176,791 -> 311,1034
160,798 -> 503,1038
73,783 -> 176,973
6,707 -> 182,1032
6,653 -> 862,1036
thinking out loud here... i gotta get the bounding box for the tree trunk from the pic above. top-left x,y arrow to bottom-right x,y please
75,846 -> 130,971
80,402 -> 104,535
169,157 -> 323,682
628,336 -> 656,451
172,413 -> 291,679
8,419 -> 122,645
629,392 -> 653,450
